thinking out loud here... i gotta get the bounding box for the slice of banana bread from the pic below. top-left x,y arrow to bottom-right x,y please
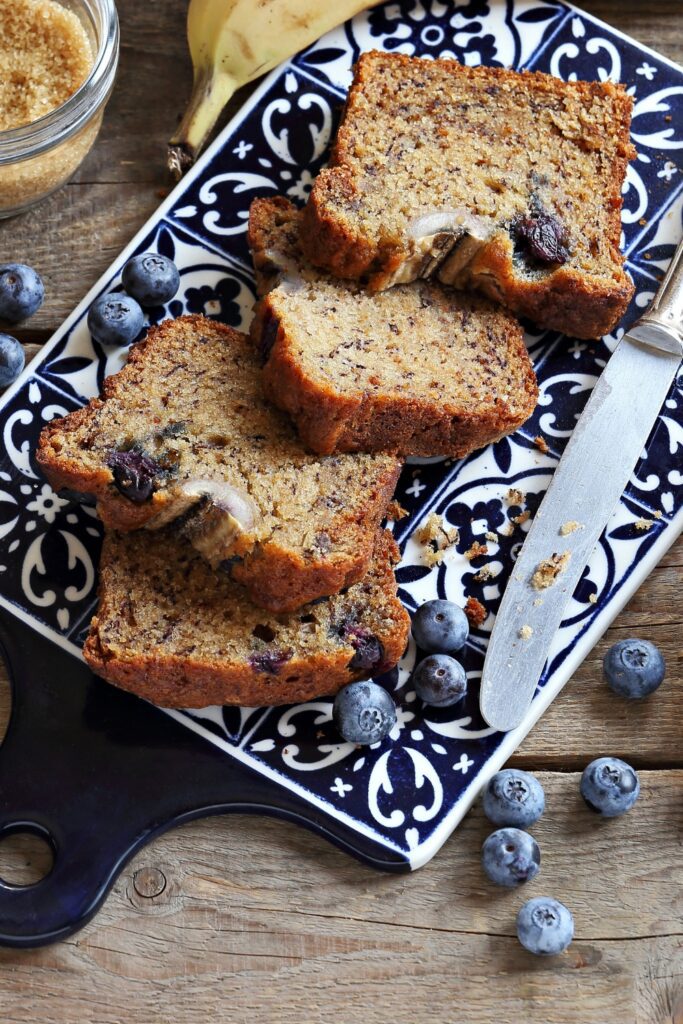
302,53 -> 635,339
248,196 -> 538,456
37,316 -> 401,613
84,528 -> 410,708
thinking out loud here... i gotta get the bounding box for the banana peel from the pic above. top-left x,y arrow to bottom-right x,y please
168,0 -> 382,179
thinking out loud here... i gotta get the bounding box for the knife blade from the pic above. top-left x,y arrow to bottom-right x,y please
480,237 -> 683,733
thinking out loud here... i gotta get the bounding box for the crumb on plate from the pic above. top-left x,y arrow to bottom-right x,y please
415,511 -> 458,567
464,540 -> 488,561
464,596 -> 487,628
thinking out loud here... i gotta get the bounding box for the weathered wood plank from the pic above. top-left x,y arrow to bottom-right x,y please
1,184 -> 164,336
0,772 -> 679,1024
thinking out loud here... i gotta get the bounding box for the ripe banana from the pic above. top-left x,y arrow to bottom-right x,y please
168,0 -> 381,178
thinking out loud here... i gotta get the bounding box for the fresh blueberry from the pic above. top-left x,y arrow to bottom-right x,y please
483,769 -> 545,828
0,333 -> 25,387
412,654 -> 467,707
411,599 -> 469,653
333,681 -> 396,745
481,827 -> 540,887
87,293 -> 144,346
122,253 -> 180,306
603,638 -> 665,698
0,263 -> 44,322
517,897 -> 574,956
580,757 -> 640,817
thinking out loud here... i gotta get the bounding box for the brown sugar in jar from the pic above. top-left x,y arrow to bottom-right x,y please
0,0 -> 119,217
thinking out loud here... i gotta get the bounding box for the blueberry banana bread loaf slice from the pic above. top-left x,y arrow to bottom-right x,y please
84,527 -> 410,708
302,53 -> 635,339
249,196 -> 538,457
37,316 -> 401,613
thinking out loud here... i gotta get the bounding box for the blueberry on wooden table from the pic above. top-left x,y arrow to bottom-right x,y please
411,599 -> 469,653
603,638 -> 665,698
87,292 -> 144,346
482,769 -> 545,828
0,263 -> 44,322
0,333 -> 25,387
332,681 -> 396,745
481,827 -> 540,888
517,897 -> 574,956
580,756 -> 640,817
122,253 -> 180,306
411,653 -> 467,707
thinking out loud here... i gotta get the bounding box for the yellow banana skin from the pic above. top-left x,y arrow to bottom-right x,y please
168,0 -> 381,178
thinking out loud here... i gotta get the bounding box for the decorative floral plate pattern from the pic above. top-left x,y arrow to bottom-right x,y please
0,0 -> 681,869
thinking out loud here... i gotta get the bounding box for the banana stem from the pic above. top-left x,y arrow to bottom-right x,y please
168,67 -> 239,179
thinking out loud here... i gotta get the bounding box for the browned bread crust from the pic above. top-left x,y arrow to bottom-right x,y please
37,316 -> 401,613
248,196 -> 538,457
84,528 -> 410,708
301,53 -> 635,339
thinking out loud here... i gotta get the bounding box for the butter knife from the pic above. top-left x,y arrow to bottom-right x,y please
480,237 -> 683,732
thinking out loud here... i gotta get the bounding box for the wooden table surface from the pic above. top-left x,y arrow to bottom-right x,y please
0,2 -> 681,1021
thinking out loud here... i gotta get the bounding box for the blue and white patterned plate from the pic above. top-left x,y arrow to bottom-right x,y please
1,0 -> 681,870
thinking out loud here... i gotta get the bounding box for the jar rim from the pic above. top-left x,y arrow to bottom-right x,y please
0,0 -> 120,164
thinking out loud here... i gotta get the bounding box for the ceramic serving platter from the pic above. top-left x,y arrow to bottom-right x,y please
0,0 -> 682,895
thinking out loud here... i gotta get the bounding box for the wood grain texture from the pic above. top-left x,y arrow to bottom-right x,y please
0,772 -> 680,1024
0,1 -> 681,1021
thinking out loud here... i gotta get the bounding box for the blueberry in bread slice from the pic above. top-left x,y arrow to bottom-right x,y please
84,527 -> 410,708
37,316 -> 401,613
302,53 -> 635,340
249,196 -> 538,457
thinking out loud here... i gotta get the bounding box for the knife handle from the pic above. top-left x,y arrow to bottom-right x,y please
630,236 -> 683,357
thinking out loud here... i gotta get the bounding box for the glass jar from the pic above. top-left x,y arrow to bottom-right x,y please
0,0 -> 120,218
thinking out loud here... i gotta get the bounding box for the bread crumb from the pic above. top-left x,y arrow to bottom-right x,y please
464,596 -> 487,628
531,551 -> 571,590
387,500 -> 409,522
654,510 -> 662,519
416,511 -> 458,567
519,624 -> 533,640
485,530 -> 498,542
506,488 -> 525,505
511,509 -> 531,526
588,593 -> 597,604
464,540 -> 488,561
533,598 -> 542,607
473,563 -> 496,582
634,518 -> 653,531
533,435 -> 549,454
560,520 -> 583,536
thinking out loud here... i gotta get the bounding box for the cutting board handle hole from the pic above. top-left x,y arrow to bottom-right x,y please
0,825 -> 54,889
